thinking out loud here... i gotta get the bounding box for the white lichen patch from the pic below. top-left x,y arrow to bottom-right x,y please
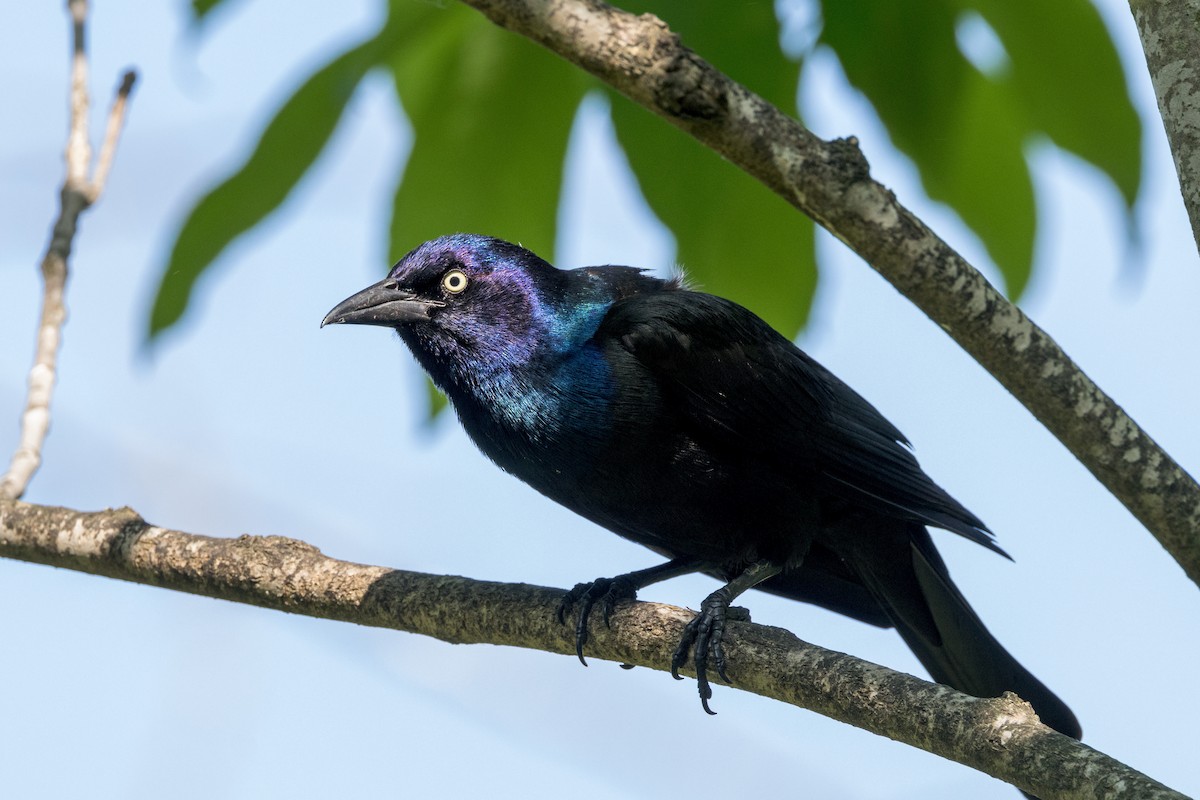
843,181 -> 899,229
1160,59 -> 1200,119
769,141 -> 808,204
989,693 -> 1039,746
1140,451 -> 1164,490
962,283 -> 989,318
56,517 -> 102,558
990,718 -> 1017,746
989,710 -> 1033,746
988,305 -> 1032,351
1108,413 -> 1137,447
729,88 -> 762,129
1040,359 -> 1064,379
141,525 -> 168,543
1072,374 -> 1100,417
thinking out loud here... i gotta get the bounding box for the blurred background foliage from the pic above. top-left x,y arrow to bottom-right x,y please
155,0 -> 1140,374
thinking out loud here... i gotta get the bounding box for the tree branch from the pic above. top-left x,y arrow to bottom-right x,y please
0,496 -> 1184,800
1130,0 -> 1200,254
454,0 -> 1200,588
0,0 -> 136,501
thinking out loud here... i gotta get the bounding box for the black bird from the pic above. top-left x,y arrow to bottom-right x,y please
323,233 -> 1079,738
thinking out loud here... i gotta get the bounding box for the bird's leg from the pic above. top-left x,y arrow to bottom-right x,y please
558,557 -> 702,666
671,559 -> 783,714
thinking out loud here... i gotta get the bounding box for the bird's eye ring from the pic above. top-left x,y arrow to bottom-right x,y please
442,269 -> 468,294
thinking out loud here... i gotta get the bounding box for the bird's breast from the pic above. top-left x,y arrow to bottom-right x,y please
447,351 -> 802,565
453,345 -> 616,464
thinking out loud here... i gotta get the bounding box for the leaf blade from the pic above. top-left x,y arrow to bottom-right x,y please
386,6 -> 592,263
972,0 -> 1141,208
612,96 -> 817,336
610,0 -> 818,336
819,0 -> 1140,296
148,25 -> 397,340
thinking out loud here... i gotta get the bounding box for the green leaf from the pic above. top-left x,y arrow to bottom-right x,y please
190,0 -> 226,23
821,0 -> 1034,294
819,0 -> 1139,297
611,96 -> 817,336
934,70 -> 1036,295
385,4 -> 592,262
383,4 -> 593,420
608,0 -> 818,337
148,23 -> 399,340
970,0 -> 1141,208
424,373 -> 449,420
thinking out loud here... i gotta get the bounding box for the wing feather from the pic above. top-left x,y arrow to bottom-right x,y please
600,290 -> 1004,555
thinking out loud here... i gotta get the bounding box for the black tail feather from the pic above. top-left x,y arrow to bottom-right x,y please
770,520 -> 1081,741
902,532 -> 1080,739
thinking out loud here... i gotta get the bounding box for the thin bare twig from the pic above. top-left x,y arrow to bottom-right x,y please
66,0 -> 91,188
90,71 -> 137,200
0,0 -> 137,500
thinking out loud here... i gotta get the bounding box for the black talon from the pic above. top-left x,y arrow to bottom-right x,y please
555,559 -> 710,686
556,582 -> 587,626
601,575 -> 636,627
668,564 -> 782,713
573,587 -> 598,665
558,576 -> 642,666
714,640 -> 731,685
670,628 -> 692,681
676,613 -> 718,714
558,578 -> 604,665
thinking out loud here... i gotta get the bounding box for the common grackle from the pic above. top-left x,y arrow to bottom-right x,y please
323,233 -> 1079,738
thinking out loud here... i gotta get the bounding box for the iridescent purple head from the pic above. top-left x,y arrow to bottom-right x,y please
322,234 -> 624,391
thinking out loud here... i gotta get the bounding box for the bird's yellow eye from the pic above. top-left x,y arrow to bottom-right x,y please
442,269 -> 468,294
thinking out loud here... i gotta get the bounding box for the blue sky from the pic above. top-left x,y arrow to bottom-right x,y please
1,1 -> 1197,798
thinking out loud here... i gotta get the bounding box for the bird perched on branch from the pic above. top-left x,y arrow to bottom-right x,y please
323,233 -> 1079,738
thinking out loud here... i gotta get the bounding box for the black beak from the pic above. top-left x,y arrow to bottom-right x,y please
321,277 -> 442,328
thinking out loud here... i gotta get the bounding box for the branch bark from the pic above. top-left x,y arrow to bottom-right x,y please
453,0 -> 1200,588
0,0 -> 135,501
1130,0 -> 1200,254
0,496 -> 1184,800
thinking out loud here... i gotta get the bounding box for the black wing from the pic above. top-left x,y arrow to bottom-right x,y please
599,289 -> 1004,555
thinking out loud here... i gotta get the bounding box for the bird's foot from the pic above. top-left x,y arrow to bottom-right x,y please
670,586 -> 735,715
557,575 -> 639,666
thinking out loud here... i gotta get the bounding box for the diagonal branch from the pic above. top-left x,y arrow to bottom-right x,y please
0,0 -> 136,501
1129,0 -> 1200,255
455,0 -> 1200,587
0,496 -> 1184,800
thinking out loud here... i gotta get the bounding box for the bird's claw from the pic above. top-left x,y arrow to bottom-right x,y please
670,587 -> 735,715
557,576 -> 638,666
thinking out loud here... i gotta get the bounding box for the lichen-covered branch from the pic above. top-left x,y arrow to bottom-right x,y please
456,0 -> 1200,587
0,497 -> 1184,800
1130,0 -> 1200,254
0,0 -> 136,501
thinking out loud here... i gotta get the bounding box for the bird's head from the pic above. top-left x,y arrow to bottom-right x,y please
322,234 -> 614,390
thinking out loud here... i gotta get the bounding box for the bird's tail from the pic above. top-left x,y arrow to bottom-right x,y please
870,524 -> 1080,739
765,521 -> 1081,741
